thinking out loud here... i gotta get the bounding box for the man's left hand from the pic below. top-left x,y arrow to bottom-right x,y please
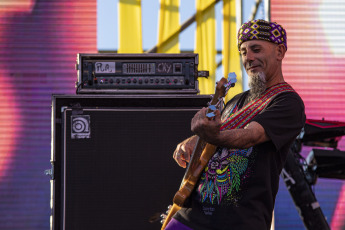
191,107 -> 222,144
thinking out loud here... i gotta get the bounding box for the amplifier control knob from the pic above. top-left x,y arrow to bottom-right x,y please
133,79 -> 137,83
116,79 -> 120,84
155,79 -> 159,83
139,79 -> 143,84
127,79 -> 131,83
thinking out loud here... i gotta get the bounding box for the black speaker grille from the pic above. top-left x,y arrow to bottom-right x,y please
63,108 -> 197,230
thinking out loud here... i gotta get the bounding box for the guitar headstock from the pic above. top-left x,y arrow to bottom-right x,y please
225,72 -> 237,95
206,72 -> 237,118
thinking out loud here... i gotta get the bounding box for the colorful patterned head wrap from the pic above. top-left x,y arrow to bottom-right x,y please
237,19 -> 287,51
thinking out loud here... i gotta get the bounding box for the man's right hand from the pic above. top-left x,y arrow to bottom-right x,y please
173,135 -> 198,168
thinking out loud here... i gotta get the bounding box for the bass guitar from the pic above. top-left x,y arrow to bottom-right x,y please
161,73 -> 237,229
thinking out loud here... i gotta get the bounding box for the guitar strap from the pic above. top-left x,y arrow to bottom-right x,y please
220,82 -> 295,131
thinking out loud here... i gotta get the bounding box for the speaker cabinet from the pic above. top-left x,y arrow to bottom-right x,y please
50,95 -> 210,230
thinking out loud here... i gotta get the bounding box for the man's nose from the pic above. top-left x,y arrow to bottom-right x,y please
245,51 -> 255,61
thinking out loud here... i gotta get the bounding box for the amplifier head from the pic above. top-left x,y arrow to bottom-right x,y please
75,53 -> 200,94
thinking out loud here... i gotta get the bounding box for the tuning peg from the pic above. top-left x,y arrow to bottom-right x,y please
208,105 -> 216,111
228,72 -> 237,83
206,112 -> 215,118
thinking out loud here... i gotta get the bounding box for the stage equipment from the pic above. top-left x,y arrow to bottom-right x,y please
301,119 -> 345,148
282,146 -> 330,230
282,118 -> 345,230
307,148 -> 345,180
75,53 -> 205,94
48,94 -> 210,230
303,119 -> 345,182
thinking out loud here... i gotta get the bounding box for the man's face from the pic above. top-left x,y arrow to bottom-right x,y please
239,40 -> 279,80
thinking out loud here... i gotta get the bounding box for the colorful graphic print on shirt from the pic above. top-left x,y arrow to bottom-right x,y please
197,146 -> 254,206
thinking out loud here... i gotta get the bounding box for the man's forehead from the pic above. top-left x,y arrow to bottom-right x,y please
240,40 -> 274,50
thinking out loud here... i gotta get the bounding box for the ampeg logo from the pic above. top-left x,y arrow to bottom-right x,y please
71,115 -> 91,139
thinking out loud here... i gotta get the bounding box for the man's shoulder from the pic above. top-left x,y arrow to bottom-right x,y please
273,90 -> 305,106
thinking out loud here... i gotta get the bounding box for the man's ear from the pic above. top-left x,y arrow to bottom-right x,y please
276,44 -> 286,60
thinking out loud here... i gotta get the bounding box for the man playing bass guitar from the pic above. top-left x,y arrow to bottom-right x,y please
165,19 -> 306,230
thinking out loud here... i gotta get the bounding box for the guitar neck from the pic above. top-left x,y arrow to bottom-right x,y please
179,91 -> 223,187
179,136 -> 205,188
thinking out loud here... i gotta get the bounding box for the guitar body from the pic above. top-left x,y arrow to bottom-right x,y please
161,74 -> 237,229
160,204 -> 180,230
161,140 -> 217,230
173,142 -> 217,207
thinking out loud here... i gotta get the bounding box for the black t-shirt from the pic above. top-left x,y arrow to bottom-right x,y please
174,90 -> 306,230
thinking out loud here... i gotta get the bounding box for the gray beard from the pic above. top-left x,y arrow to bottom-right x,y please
248,72 -> 266,101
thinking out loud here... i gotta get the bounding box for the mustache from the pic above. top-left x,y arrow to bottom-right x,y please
246,62 -> 260,69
